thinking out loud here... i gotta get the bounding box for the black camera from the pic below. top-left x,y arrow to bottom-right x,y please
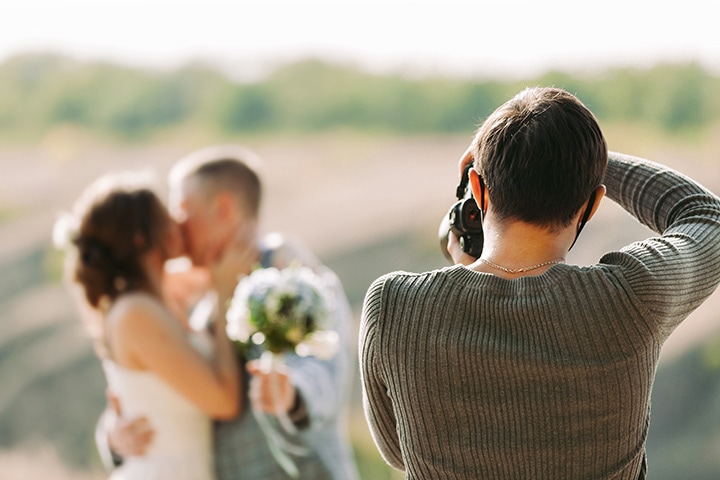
438,164 -> 484,262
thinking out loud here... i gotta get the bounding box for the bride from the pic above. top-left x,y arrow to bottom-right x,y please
57,172 -> 240,480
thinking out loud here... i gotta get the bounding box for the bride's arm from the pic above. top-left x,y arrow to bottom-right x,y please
109,295 -> 240,419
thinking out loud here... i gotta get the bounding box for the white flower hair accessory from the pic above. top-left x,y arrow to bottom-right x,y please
52,212 -> 80,250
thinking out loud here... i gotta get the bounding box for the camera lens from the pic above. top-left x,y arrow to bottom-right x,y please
461,200 -> 483,230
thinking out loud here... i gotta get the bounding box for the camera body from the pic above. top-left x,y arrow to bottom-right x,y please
438,165 -> 484,262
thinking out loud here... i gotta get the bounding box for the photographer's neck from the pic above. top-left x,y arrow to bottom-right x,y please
470,213 -> 574,278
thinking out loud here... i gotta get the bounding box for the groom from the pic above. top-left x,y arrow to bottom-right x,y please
98,145 -> 360,480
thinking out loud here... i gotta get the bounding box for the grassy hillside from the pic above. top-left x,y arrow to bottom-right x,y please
1,129 -> 719,478
1,54 -> 719,143
646,335 -> 720,480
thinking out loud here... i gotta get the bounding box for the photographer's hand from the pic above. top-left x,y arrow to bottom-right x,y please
458,147 -> 474,180
447,231 -> 477,266
449,145 -> 483,266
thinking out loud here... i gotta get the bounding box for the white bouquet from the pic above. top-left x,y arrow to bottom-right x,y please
225,264 -> 339,478
226,264 -> 338,360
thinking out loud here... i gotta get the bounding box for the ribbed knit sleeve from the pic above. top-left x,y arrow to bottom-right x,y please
359,274 -> 405,470
603,152 -> 720,335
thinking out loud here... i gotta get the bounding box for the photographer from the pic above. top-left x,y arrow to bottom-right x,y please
359,87 -> 720,479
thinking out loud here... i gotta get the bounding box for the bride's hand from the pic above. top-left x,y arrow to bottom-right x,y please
210,223 -> 260,305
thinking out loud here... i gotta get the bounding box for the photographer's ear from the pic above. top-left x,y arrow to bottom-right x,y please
468,168 -> 488,213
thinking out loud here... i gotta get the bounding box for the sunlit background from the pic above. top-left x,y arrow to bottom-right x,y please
2,1 -> 720,478
4,0 -> 720,77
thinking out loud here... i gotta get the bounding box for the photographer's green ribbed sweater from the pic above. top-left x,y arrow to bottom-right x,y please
359,152 -> 720,480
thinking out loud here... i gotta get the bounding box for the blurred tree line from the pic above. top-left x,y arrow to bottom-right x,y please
1,52 -> 719,142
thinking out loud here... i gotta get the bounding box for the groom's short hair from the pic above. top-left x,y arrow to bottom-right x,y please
170,145 -> 263,216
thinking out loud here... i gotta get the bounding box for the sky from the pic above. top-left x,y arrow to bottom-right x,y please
1,0 -> 718,79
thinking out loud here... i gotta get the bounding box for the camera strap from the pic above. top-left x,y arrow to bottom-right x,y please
570,189 -> 597,250
456,164 -> 472,199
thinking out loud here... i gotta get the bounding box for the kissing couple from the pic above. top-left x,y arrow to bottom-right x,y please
55,145 -> 360,480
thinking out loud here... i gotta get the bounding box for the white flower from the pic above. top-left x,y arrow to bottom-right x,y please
52,212 -> 79,250
295,330 -> 339,361
225,302 -> 253,343
264,289 -> 283,319
226,279 -> 254,342
225,316 -> 252,343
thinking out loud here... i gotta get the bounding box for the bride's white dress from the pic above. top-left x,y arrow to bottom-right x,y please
103,331 -> 215,480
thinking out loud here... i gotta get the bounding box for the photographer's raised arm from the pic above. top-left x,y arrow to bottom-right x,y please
602,152 -> 720,333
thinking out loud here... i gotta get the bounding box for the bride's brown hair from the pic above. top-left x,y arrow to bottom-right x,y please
67,173 -> 172,310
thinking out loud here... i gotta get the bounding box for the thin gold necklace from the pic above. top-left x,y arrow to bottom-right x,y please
478,257 -> 564,274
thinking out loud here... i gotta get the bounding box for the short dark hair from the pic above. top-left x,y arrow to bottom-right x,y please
472,87 -> 607,228
170,145 -> 263,216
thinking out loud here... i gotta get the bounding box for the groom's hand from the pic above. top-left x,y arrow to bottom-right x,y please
211,222 -> 260,305
107,391 -> 155,457
108,416 -> 155,457
246,360 -> 296,415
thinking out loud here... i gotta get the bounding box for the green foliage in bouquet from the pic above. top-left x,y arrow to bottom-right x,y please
226,265 -> 338,358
